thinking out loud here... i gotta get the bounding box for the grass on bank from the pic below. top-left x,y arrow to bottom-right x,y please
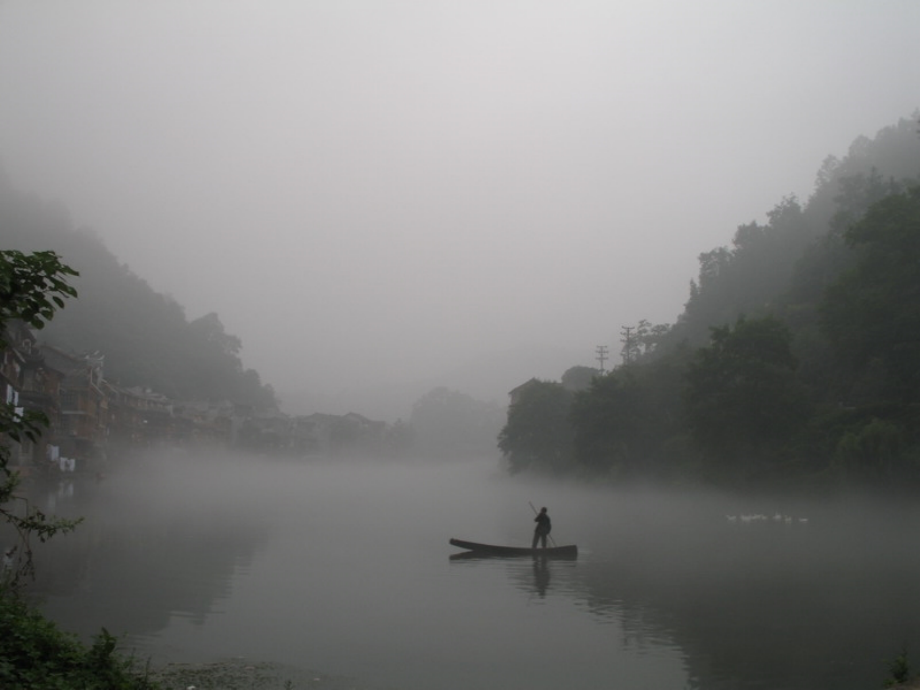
0,586 -> 159,690
0,585 -> 353,690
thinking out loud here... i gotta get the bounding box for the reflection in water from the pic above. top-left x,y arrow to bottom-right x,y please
565,490 -> 920,690
532,557 -> 549,597
25,453 -> 271,643
447,553 -> 564,599
19,453 -> 920,690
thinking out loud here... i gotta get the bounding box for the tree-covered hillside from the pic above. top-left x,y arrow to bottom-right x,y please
501,115 -> 920,487
0,171 -> 276,409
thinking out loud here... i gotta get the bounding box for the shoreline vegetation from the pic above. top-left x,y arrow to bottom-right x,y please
1,586 -> 374,689
3,114 -> 920,687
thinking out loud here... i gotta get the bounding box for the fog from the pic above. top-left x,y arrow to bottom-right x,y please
1,1 -> 919,417
25,450 -> 920,689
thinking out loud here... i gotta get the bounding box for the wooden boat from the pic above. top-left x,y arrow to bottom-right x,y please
449,538 -> 578,559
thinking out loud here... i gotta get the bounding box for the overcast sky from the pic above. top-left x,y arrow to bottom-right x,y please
1,1 -> 918,418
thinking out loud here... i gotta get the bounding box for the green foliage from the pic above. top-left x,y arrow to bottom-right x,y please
667,195 -> 816,349
0,249 -> 143,686
498,380 -> 573,474
179,312 -> 275,406
0,249 -> 161,689
0,589 -> 158,690
833,416 -> 919,480
884,646 -> 912,688
684,316 -> 808,479
667,117 -> 920,355
619,319 -> 672,364
0,250 -> 78,331
560,366 -> 600,392
821,186 -> 920,406
500,116 -> 920,487
570,349 -> 692,480
570,370 -> 644,476
1,250 -> 83,583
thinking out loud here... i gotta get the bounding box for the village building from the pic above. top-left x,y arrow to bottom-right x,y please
0,321 -> 60,469
38,345 -> 108,472
508,377 -> 541,407
2,323 -> 395,471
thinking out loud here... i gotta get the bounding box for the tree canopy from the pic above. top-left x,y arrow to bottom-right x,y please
497,114 -> 920,487
821,186 -> 920,405
498,380 -> 573,475
683,316 -> 808,480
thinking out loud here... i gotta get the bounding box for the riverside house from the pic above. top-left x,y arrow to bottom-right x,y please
2,322 -> 394,472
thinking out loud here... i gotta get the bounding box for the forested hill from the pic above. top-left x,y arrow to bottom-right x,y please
500,114 -> 920,487
664,115 -> 920,350
0,175 -> 277,409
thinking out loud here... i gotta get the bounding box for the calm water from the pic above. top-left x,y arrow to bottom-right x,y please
22,452 -> 920,689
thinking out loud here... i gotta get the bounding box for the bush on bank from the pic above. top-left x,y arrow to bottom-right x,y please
0,586 -> 159,690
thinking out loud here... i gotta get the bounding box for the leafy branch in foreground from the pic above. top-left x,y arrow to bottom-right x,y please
0,250 -> 78,328
0,249 -> 81,584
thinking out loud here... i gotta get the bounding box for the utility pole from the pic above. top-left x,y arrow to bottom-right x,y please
620,326 -> 634,365
595,345 -> 609,374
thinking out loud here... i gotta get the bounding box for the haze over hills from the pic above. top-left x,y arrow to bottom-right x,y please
3,112 -> 920,425
2,8 -> 920,689
0,170 -> 588,420
279,344 -> 588,420
2,1 -> 917,425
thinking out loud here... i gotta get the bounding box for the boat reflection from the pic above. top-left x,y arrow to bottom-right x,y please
532,555 -> 550,597
448,550 -> 576,562
447,538 -> 578,559
448,546 -> 578,599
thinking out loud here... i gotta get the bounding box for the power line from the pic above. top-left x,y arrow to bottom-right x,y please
595,345 -> 609,374
620,326 -> 634,364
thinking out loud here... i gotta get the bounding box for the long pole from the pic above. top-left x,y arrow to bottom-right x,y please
528,501 -> 558,548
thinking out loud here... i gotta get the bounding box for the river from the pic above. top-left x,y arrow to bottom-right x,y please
21,450 -> 920,689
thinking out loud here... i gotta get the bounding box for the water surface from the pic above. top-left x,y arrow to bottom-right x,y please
26,452 -> 920,689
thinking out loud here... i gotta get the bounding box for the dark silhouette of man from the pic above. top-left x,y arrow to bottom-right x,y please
532,506 -> 551,549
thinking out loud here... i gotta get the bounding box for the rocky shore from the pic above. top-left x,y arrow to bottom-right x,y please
150,658 -> 379,690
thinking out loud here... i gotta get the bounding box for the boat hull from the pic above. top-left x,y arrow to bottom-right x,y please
449,538 -> 578,559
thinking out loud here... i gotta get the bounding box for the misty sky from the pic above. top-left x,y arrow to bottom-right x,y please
1,1 -> 918,417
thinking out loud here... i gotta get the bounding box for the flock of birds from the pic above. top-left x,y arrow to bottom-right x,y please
726,513 -> 809,525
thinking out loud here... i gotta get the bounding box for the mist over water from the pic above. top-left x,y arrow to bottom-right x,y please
24,451 -> 920,690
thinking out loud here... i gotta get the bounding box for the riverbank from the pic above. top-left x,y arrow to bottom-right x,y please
150,657 -> 920,690
150,658 -> 377,690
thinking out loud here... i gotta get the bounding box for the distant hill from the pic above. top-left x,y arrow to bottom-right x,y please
0,173 -> 276,409
662,115 -> 920,351
497,113 -> 920,484
277,344 -> 586,422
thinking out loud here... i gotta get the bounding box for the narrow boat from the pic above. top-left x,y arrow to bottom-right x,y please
449,538 -> 578,559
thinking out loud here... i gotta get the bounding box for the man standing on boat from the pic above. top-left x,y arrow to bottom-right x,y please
532,507 -> 551,549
